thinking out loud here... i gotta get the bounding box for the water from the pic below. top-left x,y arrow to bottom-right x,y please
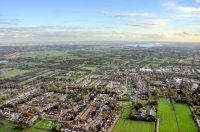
125,43 -> 163,47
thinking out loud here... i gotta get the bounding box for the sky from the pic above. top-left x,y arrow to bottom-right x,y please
0,0 -> 200,43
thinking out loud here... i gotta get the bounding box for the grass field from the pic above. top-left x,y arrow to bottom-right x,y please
120,101 -> 132,119
26,120 -> 60,132
157,98 -> 179,132
0,120 -> 21,132
19,50 -> 84,61
132,57 -> 175,68
113,119 -> 154,132
174,103 -> 198,132
113,101 -> 154,132
0,69 -> 30,79
157,98 -> 198,132
81,66 -> 98,71
26,128 -> 47,132
20,50 -> 69,59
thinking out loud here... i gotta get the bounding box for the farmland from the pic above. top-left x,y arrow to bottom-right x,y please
174,103 -> 198,132
20,50 -> 69,59
157,98 -> 179,132
113,119 -> 154,132
157,98 -> 198,132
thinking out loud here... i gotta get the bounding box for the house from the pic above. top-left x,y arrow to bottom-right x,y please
191,83 -> 198,91
106,81 -> 120,89
136,108 -> 156,117
154,81 -> 166,87
139,68 -> 153,73
146,109 -> 156,117
197,120 -> 200,129
29,115 -> 38,125
17,104 -> 32,112
136,108 -> 147,116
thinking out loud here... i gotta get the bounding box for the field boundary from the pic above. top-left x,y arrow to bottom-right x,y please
171,102 -> 180,132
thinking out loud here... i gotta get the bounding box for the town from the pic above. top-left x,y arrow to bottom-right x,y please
0,43 -> 200,132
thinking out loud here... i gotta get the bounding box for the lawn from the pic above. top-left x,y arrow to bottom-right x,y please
157,98 -> 198,132
120,101 -> 132,119
0,69 -> 30,79
113,101 -> 154,132
119,100 -> 132,106
174,103 -> 198,132
26,120 -> 60,132
81,66 -> 97,71
157,98 -> 179,132
113,119 -> 154,132
26,128 -> 47,132
0,120 -> 21,132
79,64 -> 103,72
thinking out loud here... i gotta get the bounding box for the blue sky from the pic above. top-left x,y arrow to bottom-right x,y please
0,0 -> 200,42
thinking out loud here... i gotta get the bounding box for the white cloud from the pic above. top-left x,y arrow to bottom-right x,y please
0,33 -> 6,37
128,19 -> 167,28
196,0 -> 200,3
1,25 -> 200,42
164,1 -> 200,13
103,12 -> 150,17
110,32 -> 200,42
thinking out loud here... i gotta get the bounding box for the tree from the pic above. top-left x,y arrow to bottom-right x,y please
52,126 -> 59,132
102,111 -> 111,119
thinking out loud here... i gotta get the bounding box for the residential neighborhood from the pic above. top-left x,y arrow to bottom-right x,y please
0,44 -> 200,132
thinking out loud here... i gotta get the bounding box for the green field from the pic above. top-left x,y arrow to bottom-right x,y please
0,69 -> 30,79
157,98 -> 198,132
81,66 -> 97,71
113,101 -> 154,132
174,103 -> 198,132
19,50 -> 84,60
120,101 -> 132,118
20,50 -> 69,59
0,120 -> 21,132
26,120 -> 60,132
26,128 -> 47,132
113,119 -> 154,132
157,98 -> 179,132
132,56 -> 175,68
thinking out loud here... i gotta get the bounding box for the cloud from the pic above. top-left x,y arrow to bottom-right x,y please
1,25 -> 200,42
0,26 -> 99,34
0,33 -> 6,37
110,32 -> 200,42
196,0 -> 200,3
128,19 -> 167,28
0,26 -> 111,42
0,19 -> 20,25
103,11 -> 150,17
163,1 -> 200,13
